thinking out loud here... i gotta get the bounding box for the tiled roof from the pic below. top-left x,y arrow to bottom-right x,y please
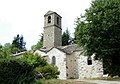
56,44 -> 83,54
39,44 -> 83,55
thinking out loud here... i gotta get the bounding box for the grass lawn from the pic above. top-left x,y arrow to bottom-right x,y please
34,78 -> 120,84
35,79 -> 94,84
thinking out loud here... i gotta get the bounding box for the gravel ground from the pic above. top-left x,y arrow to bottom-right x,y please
79,79 -> 120,84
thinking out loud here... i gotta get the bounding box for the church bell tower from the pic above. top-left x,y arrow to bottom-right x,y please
43,11 -> 62,48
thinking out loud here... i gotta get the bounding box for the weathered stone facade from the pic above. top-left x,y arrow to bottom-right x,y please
48,48 -> 67,79
66,53 -> 79,79
35,45 -> 103,79
78,54 -> 103,78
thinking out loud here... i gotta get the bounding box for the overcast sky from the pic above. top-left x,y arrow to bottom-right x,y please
0,0 -> 92,50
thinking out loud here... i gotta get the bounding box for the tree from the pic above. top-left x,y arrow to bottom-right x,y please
0,45 -> 5,59
3,43 -> 12,55
62,28 -> 74,46
75,0 -> 120,76
19,35 -> 26,50
0,44 -> 11,60
31,34 -> 43,50
12,34 -> 26,53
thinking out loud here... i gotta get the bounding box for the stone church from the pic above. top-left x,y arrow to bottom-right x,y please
35,11 -> 103,79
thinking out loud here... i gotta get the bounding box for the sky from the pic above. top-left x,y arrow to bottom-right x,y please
0,0 -> 92,50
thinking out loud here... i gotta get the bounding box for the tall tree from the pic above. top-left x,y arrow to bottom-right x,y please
75,0 -> 120,76
62,28 -> 73,46
31,34 -> 43,50
12,34 -> 26,53
0,44 -> 11,59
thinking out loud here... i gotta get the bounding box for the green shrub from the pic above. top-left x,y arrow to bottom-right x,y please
0,51 -> 60,84
20,52 -> 59,79
35,64 -> 60,79
20,52 -> 47,68
0,60 -> 35,84
32,80 -> 42,84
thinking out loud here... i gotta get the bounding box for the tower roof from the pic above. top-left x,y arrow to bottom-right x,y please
45,11 -> 54,15
44,10 -> 62,18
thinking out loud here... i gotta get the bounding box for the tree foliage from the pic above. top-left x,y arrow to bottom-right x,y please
31,34 -> 43,50
20,52 -> 47,68
0,44 -> 11,60
62,28 -> 74,46
75,0 -> 120,76
20,52 -> 59,79
0,59 -> 35,84
0,47 -> 35,84
1,34 -> 26,54
0,49 -> 59,84
35,64 -> 59,79
12,34 -> 26,53
0,46 -> 31,84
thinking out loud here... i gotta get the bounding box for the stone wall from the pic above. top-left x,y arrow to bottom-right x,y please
43,26 -> 54,48
66,53 -> 79,79
34,48 -> 67,79
78,54 -> 103,78
54,26 -> 62,46
48,48 -> 67,79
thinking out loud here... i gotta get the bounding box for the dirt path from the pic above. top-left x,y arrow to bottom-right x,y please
77,79 -> 120,84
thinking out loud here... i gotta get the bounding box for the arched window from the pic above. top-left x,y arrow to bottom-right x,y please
48,16 -> 51,23
87,56 -> 92,65
52,56 -> 56,65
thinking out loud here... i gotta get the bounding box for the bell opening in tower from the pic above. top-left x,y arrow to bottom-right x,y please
48,16 -> 51,23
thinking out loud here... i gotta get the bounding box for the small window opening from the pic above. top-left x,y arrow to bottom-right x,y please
66,73 -> 68,77
87,56 -> 92,65
48,16 -> 51,23
52,56 -> 56,65
57,17 -> 59,25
